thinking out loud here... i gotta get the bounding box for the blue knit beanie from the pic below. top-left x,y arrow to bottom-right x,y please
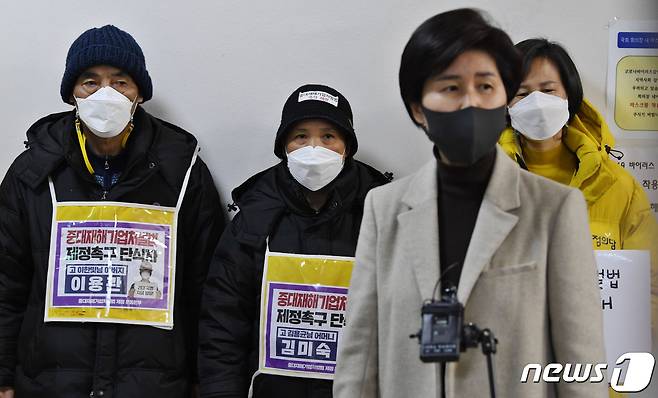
60,25 -> 152,104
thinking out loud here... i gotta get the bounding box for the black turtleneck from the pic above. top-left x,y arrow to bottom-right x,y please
435,148 -> 496,290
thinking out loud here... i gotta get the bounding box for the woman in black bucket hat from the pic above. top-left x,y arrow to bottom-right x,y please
198,84 -> 389,398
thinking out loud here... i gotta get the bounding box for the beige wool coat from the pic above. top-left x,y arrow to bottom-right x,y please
334,146 -> 607,398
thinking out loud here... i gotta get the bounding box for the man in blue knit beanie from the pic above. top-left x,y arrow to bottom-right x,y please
0,25 -> 224,398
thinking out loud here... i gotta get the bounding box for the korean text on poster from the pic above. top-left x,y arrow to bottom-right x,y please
595,250 -> 651,370
45,202 -> 177,328
606,20 -> 658,139
258,252 -> 354,380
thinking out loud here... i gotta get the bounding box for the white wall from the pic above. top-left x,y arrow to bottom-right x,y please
0,0 -> 656,205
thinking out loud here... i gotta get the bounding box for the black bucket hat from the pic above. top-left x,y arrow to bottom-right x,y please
274,84 -> 357,158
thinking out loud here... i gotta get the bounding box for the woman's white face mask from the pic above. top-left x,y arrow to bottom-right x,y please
75,86 -> 137,138
508,91 -> 569,141
286,146 -> 345,191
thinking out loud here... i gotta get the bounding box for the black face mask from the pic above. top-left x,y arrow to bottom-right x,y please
422,106 -> 507,166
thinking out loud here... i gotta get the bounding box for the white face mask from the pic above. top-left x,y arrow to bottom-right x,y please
75,86 -> 137,138
286,146 -> 345,191
141,271 -> 151,280
508,91 -> 570,141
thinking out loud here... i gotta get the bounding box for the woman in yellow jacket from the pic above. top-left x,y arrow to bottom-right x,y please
500,38 -> 658,363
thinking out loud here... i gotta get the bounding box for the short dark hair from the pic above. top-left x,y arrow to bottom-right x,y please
399,8 -> 521,126
515,39 -> 583,122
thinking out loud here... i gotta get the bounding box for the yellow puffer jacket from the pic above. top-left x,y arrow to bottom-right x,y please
500,98 -> 658,339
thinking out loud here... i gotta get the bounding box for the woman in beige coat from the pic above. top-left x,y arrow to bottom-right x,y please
334,9 -> 606,398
